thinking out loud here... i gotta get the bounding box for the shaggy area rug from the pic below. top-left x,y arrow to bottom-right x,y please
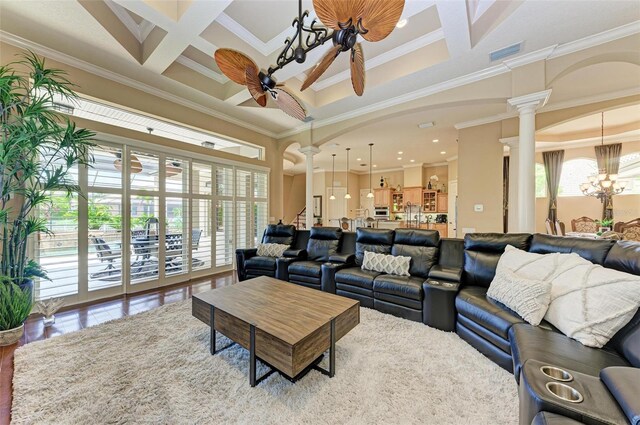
13,301 -> 518,424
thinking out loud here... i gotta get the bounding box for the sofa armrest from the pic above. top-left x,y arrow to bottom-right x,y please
428,264 -> 462,283
328,253 -> 355,265
283,248 -> 307,259
321,262 -> 349,294
235,248 -> 257,281
601,367 -> 640,425
276,257 -> 299,281
422,279 -> 460,331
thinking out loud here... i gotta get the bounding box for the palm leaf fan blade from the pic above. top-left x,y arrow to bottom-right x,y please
214,49 -> 258,85
272,88 -> 306,121
245,67 -> 267,107
350,43 -> 365,96
313,0 -> 366,30
301,45 -> 342,91
360,0 -> 405,42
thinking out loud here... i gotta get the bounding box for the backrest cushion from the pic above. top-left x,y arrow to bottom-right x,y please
463,233 -> 532,287
607,309 -> 640,367
262,224 -> 296,246
529,234 -> 615,265
307,227 -> 342,261
604,241 -> 640,276
355,228 -> 394,266
391,229 -> 440,279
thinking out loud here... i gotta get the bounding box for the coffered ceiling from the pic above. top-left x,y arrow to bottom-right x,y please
1,0 -> 639,171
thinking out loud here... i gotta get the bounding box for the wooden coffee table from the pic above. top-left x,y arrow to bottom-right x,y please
192,276 -> 360,386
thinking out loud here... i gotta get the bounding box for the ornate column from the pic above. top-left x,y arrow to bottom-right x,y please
298,146 -> 320,229
507,90 -> 551,233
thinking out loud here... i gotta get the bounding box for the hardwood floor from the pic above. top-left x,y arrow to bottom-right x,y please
0,271 -> 236,425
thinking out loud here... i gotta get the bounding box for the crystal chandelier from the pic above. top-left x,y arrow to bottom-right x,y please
580,113 -> 627,201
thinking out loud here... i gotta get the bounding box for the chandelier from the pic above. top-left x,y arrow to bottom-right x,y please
580,113 -> 627,202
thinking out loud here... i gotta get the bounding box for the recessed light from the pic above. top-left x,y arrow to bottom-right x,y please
356,157 -> 362,161
373,164 -> 377,168
397,157 -> 402,160
432,139 -> 439,143
418,122 -> 434,129
398,151 -> 403,155
410,159 -> 415,163
440,151 -> 446,155
396,19 -> 407,28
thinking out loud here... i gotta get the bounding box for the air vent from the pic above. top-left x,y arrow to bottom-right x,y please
201,141 -> 216,149
490,42 -> 522,62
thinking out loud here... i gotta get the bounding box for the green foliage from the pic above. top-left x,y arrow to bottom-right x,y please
0,51 -> 95,282
88,198 -> 121,230
597,218 -> 614,228
0,279 -> 33,330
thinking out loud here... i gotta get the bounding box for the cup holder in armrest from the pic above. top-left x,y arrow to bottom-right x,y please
540,366 -> 573,382
545,382 -> 584,403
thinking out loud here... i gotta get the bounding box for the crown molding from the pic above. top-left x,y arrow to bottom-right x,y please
402,163 -> 425,169
312,28 -> 445,91
536,132 -> 640,151
503,45 -> 557,69
0,31 -> 278,138
446,155 -> 458,162
548,20 -> 640,59
104,0 -> 143,42
175,55 -> 228,84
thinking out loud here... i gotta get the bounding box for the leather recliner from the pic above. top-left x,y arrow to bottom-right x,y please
235,224 -> 296,281
286,227 -> 344,290
372,229 -> 440,322
332,228 -> 395,308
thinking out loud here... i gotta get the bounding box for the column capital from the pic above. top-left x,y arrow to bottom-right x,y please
298,146 -> 320,156
499,136 -> 519,148
508,89 -> 552,113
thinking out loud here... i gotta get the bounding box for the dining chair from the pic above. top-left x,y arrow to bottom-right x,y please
555,220 -> 565,236
545,219 -> 555,235
620,220 -> 640,242
571,216 -> 598,233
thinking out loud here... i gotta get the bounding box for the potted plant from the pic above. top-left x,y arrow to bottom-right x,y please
596,218 -> 614,234
0,52 -> 94,303
0,277 -> 33,346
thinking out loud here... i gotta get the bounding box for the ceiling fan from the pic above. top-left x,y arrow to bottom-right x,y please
213,0 -> 404,121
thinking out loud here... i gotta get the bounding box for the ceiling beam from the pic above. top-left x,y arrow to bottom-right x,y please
113,0 -> 231,74
435,0 -> 472,57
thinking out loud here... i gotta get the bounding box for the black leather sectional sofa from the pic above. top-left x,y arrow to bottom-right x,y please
237,225 -> 640,425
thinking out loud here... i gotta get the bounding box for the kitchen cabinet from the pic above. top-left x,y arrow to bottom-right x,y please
391,192 -> 404,212
426,222 -> 448,238
423,190 -> 437,212
437,194 -> 448,213
403,187 -> 423,206
374,188 -> 394,207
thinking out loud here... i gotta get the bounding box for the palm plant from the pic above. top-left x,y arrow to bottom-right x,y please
0,52 -> 95,286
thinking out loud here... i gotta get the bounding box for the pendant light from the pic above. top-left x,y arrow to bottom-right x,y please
344,148 -> 352,199
367,143 -> 374,198
329,154 -> 336,200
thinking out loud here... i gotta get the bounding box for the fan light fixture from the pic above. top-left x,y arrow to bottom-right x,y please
345,148 -> 352,199
114,153 -> 142,174
580,113 -> 627,202
330,153 -> 336,200
213,0 -> 405,120
367,143 -> 374,198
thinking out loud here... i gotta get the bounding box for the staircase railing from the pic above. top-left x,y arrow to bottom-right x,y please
293,207 -> 306,229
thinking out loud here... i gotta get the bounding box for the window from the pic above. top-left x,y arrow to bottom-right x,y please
618,152 -> 640,195
535,163 -> 547,198
558,158 -> 598,197
35,141 -> 269,302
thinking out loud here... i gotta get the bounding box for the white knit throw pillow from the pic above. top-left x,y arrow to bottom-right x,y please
256,243 -> 289,258
362,251 -> 411,276
488,246 -> 557,326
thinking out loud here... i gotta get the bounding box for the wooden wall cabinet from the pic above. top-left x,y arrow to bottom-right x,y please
391,192 -> 404,212
423,190 -> 437,212
374,188 -> 394,207
436,194 -> 448,213
403,187 -> 423,207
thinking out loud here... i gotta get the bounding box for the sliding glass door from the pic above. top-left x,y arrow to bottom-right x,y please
34,139 -> 269,304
